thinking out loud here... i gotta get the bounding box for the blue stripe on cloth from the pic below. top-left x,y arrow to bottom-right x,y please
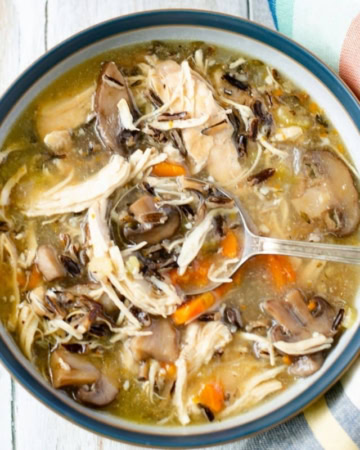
325,382 -> 360,446
217,413 -> 323,450
268,0 -> 279,29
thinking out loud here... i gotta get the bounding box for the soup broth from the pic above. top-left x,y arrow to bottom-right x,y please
0,41 -> 358,425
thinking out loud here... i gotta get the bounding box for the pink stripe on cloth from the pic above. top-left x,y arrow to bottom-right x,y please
340,12 -> 360,99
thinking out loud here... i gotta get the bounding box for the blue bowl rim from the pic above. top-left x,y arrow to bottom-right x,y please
0,9 -> 359,448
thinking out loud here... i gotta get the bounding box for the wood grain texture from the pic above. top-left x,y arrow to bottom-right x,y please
249,0 -> 275,27
0,365 -> 12,450
46,0 -> 248,49
0,1 -> 274,449
0,0 -> 45,95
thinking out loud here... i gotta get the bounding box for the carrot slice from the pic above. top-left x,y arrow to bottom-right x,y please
161,362 -> 177,378
17,270 -> 27,288
172,292 -> 216,325
199,382 -> 224,413
170,258 -> 211,289
267,255 -> 296,290
152,162 -> 187,177
17,265 -> 43,290
308,101 -> 319,114
221,230 -> 238,258
27,265 -> 42,290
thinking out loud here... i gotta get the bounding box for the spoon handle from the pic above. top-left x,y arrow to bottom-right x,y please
252,235 -> 360,265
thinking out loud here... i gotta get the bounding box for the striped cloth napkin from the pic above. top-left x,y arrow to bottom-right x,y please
237,2 -> 360,449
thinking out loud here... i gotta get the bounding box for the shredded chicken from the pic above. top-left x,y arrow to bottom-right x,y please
177,207 -> 238,275
117,99 -> 138,131
173,321 -> 232,424
0,165 -> 27,206
273,126 -> 303,142
177,211 -> 214,275
219,366 -> 285,418
18,304 -> 39,359
87,198 -> 182,317
36,84 -> 95,139
142,60 -> 243,183
25,155 -> 130,216
273,333 -> 333,355
208,258 -> 239,284
25,149 -> 165,217
239,331 -> 276,366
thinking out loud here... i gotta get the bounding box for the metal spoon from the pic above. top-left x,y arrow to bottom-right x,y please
112,177 -> 360,295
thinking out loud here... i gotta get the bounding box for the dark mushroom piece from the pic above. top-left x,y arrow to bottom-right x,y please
50,347 -> 118,407
264,289 -> 338,342
76,374 -> 118,407
122,195 -> 181,245
94,61 -> 139,153
292,150 -> 360,236
131,318 -> 179,363
50,347 -> 100,388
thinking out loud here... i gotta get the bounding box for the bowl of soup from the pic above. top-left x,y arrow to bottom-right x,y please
0,10 -> 359,448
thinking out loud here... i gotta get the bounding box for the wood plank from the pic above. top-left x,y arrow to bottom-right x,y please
0,365 -> 13,450
249,0 -> 275,28
47,0 -> 248,49
14,383 -> 140,450
0,0 -> 46,95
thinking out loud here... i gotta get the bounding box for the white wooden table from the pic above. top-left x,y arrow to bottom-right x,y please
0,1 -> 274,449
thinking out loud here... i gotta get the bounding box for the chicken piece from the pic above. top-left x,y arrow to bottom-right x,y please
148,60 -> 243,184
44,130 -> 72,154
37,85 -> 95,139
131,318 -> 179,363
25,154 -> 130,217
180,321 -> 232,375
36,245 -> 65,281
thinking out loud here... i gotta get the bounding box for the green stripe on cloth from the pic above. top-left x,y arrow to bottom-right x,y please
269,0 -> 360,72
275,0 -> 295,36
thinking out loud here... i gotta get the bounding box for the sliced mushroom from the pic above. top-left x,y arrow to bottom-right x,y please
94,61 -> 139,153
131,318 -> 179,363
264,289 -> 338,342
129,195 -> 159,223
50,347 -> 99,388
292,150 -> 360,236
122,198 -> 180,245
288,353 -> 324,377
76,374 -> 118,407
36,245 -> 66,281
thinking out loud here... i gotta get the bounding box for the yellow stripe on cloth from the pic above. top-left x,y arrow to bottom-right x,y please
304,397 -> 358,450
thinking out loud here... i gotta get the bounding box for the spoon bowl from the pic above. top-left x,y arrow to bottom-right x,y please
111,176 -> 360,296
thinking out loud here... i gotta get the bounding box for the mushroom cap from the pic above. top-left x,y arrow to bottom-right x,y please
292,150 -> 360,236
76,375 -> 118,407
264,289 -> 338,342
131,318 -> 179,363
50,347 -> 99,388
122,196 -> 181,246
288,353 -> 324,377
94,61 -> 138,153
